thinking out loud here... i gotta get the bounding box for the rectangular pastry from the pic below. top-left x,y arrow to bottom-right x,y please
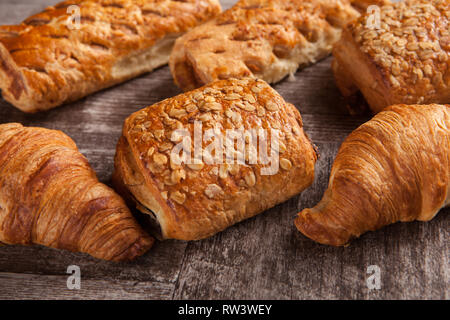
332,0 -> 450,114
169,0 -> 389,91
0,0 -> 221,112
113,78 -> 318,240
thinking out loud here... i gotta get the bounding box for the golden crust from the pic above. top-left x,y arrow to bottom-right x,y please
114,78 -> 318,240
333,0 -> 450,113
295,104 -> 450,246
0,123 -> 154,261
0,0 -> 222,112
169,0 -> 389,91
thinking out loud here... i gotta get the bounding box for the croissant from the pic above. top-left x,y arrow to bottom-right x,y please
295,104 -> 450,246
0,0 -> 221,112
0,123 -> 153,261
169,0 -> 390,91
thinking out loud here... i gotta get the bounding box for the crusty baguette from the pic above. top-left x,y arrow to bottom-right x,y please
0,123 -> 153,261
113,78 -> 318,240
169,0 -> 389,91
332,0 -> 450,114
0,0 -> 222,113
295,104 -> 449,246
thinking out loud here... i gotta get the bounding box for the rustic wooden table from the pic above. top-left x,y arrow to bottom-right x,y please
0,0 -> 448,300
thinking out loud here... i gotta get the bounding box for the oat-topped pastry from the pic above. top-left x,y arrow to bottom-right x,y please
0,0 -> 222,113
333,0 -> 450,114
113,78 -> 318,240
169,0 -> 389,91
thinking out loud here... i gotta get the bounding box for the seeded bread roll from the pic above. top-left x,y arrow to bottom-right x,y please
0,0 -> 221,113
169,0 -> 389,91
332,0 -> 450,114
113,78 -> 318,240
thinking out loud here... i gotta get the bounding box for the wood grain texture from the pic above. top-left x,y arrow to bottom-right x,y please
0,272 -> 175,300
0,0 -> 448,300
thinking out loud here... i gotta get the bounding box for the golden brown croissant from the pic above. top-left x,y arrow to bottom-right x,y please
295,104 -> 449,246
0,123 -> 153,261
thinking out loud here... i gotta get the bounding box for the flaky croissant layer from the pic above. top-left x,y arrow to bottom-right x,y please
295,104 -> 449,246
0,123 -> 153,261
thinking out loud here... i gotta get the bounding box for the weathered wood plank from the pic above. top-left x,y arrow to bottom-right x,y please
0,272 -> 174,300
0,240 -> 188,283
0,0 -> 448,300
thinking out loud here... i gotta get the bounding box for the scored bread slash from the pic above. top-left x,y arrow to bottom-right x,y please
113,78 -> 318,241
